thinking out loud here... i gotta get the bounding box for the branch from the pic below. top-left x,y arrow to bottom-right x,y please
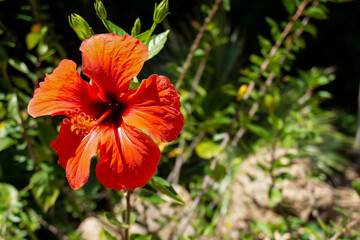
167,132 -> 206,184
330,216 -> 360,240
174,0 -> 223,90
243,0 -> 311,99
39,218 -> 69,240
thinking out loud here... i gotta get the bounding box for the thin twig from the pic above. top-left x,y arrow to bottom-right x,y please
39,218 -> 68,240
243,0 -> 310,100
330,216 -> 360,240
124,190 -> 132,240
167,132 -> 206,184
268,133 -> 279,187
189,45 -> 211,105
299,163 -> 319,219
28,0 -> 42,24
174,0 -> 223,90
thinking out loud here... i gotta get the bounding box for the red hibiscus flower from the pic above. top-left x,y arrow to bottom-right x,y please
27,34 -> 184,191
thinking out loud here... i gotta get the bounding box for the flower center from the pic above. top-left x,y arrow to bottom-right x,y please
64,108 -> 98,136
103,101 -> 126,126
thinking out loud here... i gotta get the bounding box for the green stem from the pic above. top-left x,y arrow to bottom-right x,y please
144,22 -> 157,45
102,19 -> 112,33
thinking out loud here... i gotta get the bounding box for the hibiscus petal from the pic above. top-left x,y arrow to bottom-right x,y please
28,59 -> 104,118
96,123 -> 160,191
80,34 -> 148,99
51,122 -> 101,190
123,74 -> 184,142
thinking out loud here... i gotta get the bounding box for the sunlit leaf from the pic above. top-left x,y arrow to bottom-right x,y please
7,93 -> 21,124
136,30 -> 151,43
195,140 -> 222,159
147,30 -> 169,60
25,32 -> 41,50
129,77 -> 140,90
268,186 -> 281,208
303,6 -> 328,20
148,176 -> 184,204
8,58 -> 29,74
105,20 -> 128,36
0,136 -> 15,152
0,183 -> 19,207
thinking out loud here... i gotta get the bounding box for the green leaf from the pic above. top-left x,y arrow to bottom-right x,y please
138,188 -> 167,204
8,58 -> 29,74
105,20 -> 128,36
282,0 -> 296,14
25,32 -> 41,50
195,140 -> 222,159
317,90 -> 332,99
0,183 -> 19,207
247,124 -> 272,142
7,93 -> 21,124
105,212 -> 129,229
253,219 -> 272,235
221,83 -> 238,96
333,206 -> 349,218
268,186 -> 282,208
147,30 -> 169,60
103,230 -> 117,240
129,77 -> 140,90
16,14 -> 33,22
352,180 -> 360,197
303,6 -> 328,20
211,163 -> 227,182
223,0 -> 231,11
0,136 -> 15,152
147,176 -> 184,204
316,216 -> 329,235
30,171 -> 60,212
130,234 -> 152,240
135,30 -> 151,43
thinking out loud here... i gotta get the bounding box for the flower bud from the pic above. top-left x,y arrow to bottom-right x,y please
237,84 -> 248,101
153,0 -> 169,24
131,18 -> 141,36
94,0 -> 107,20
68,14 -> 94,41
